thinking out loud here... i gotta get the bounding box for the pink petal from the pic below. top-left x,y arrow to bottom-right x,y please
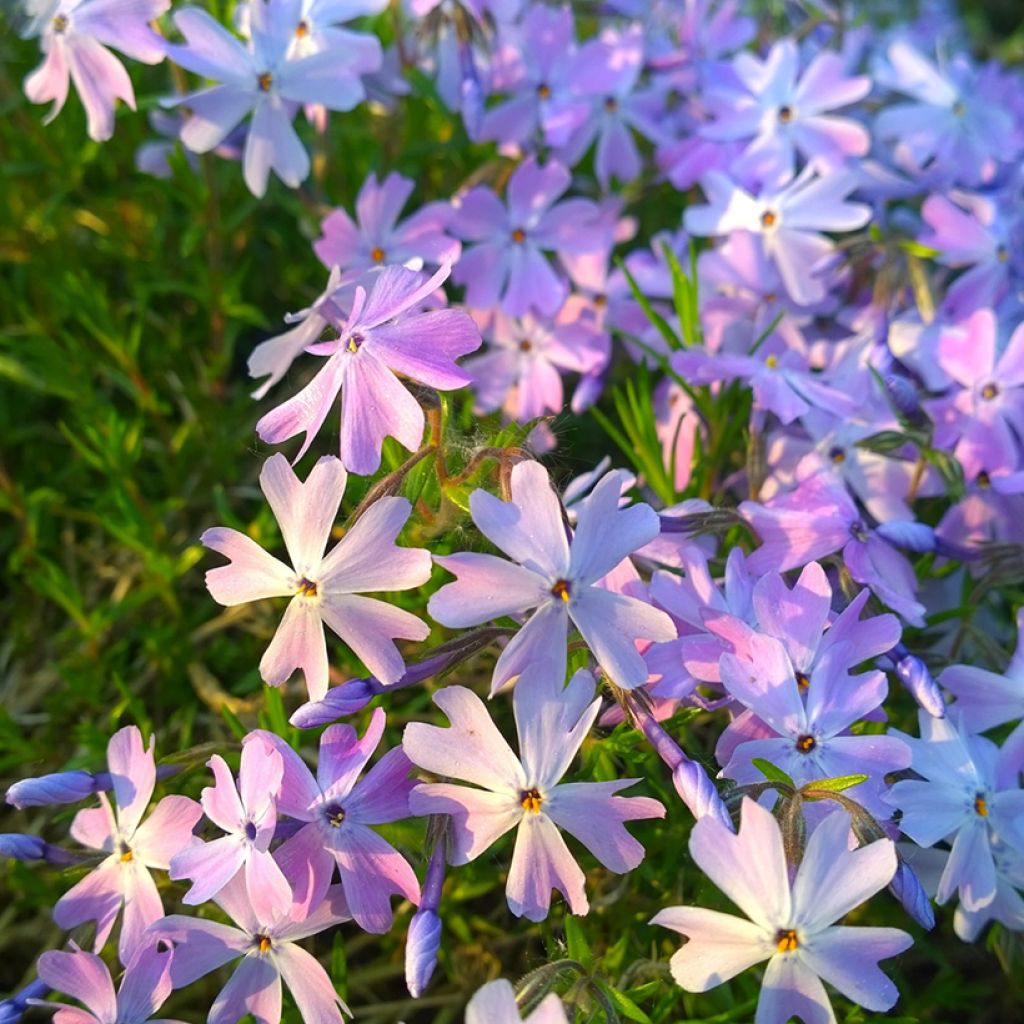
800,926 -> 911,1012
240,737 -> 284,825
368,310 -> 479,390
506,812 -> 587,921
244,99 -> 309,197
118,859 -> 164,965
274,944 -> 349,1023
403,686 -> 525,793
209,958 -> 282,1024
117,943 -> 175,1024
316,708 -> 385,803
319,496 -> 430,593
67,36 -> 134,142
173,834 -> 245,904
245,848 -> 294,924
202,755 -> 246,833
132,795 -> 203,868
428,553 -> 550,627
650,906 -> 771,990
53,858 -> 123,951
260,454 -> 346,575
409,783 -> 522,863
37,949 -> 116,1022
492,600 -> 570,693
201,528 -> 294,606
70,802 -> 117,854
259,598 -> 329,701
107,726 -> 155,838
343,745 -> 415,825
24,42 -> 70,124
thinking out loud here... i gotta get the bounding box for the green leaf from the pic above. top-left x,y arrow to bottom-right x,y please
803,773 -> 869,794
751,758 -> 795,788
597,982 -> 652,1024
854,429 -> 927,454
220,705 -> 247,742
563,914 -> 593,969
616,257 -> 681,351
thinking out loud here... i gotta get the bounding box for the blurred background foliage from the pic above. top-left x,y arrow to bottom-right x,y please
1,1 -> 1024,1021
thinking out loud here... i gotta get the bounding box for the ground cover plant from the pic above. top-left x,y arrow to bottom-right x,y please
3,0 -> 1024,1021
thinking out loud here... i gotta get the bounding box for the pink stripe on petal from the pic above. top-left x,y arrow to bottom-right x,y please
107,726 -> 155,838
37,950 -> 116,1023
259,598 -> 329,701
506,812 -> 587,922
201,528 -> 294,606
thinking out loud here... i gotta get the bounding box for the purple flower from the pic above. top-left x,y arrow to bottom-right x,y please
465,979 -> 567,1023
449,157 -> 607,317
428,460 -> 676,691
703,37 -> 870,187
53,727 -> 202,965
404,669 -> 665,920
404,842 -> 445,998
652,798 -> 913,1024
255,263 -> 481,473
201,454 -> 431,701
684,167 -> 870,305
151,874 -> 352,1024
164,3 -> 381,196
875,40 -> 1020,187
314,170 -> 460,274
716,630 -> 911,814
926,309 -> 1024,479
169,736 -> 292,922
35,944 -> 184,1024
886,711 -> 1024,911
7,769 -> 101,810
477,5 -> 589,149
253,708 -> 420,933
464,309 -> 608,422
24,0 -> 169,141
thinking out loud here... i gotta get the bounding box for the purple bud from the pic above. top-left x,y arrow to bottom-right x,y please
639,713 -> 732,830
6,770 -> 98,809
405,844 -> 446,998
892,647 -> 945,718
889,858 -> 936,930
291,678 -> 379,727
0,978 -> 49,1023
0,834 -> 47,861
883,373 -> 924,421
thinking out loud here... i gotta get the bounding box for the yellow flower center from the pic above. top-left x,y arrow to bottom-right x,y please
551,579 -> 571,602
765,354 -> 779,369
370,246 -> 386,263
776,928 -> 799,952
296,577 -> 318,597
257,934 -> 272,952
796,734 -> 816,753
761,209 -> 778,229
975,793 -> 989,817
295,20 -> 309,37
511,228 -> 527,244
52,13 -> 68,31
981,383 -> 999,401
778,105 -> 794,124
258,72 -> 273,92
536,83 -> 552,100
795,671 -> 810,691
520,788 -> 543,813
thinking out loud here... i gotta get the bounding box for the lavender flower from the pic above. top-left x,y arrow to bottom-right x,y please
405,669 -> 664,920
652,798 -> 913,1024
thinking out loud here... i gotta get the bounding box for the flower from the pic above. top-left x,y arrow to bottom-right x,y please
35,944 -> 185,1024
53,727 -> 202,965
449,157 -> 607,317
652,798 -> 913,1024
253,708 -> 421,933
152,874 -> 352,1024
254,262 -> 481,474
428,459 -> 676,691
886,711 -> 1024,911
201,454 -> 431,701
24,0 -> 170,141
684,167 -> 870,306
169,736 -> 292,922
164,3 -> 381,196
314,170 -> 460,274
405,669 -> 664,921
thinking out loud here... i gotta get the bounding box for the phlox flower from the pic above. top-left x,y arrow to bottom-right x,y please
164,2 -> 381,196
314,170 -> 460,274
255,262 -> 481,474
464,308 -> 608,422
152,874 -> 352,1024
201,454 -> 431,701
35,944 -> 184,1024
875,40 -> 1020,187
652,798 -> 913,1024
702,37 -> 870,188
449,157 -> 607,317
926,309 -> 1024,478
684,167 -> 871,306
886,711 -> 1024,912
24,0 -> 169,142
253,708 -> 420,933
466,979 -> 567,1023
715,630 -> 911,813
169,736 -> 292,923
54,727 -> 202,965
404,669 -> 665,920
428,459 -> 676,691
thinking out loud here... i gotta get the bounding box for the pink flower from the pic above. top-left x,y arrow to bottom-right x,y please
53,727 -> 202,965
169,736 -> 292,923
404,669 -> 665,921
201,454 -> 431,701
252,709 -> 420,933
